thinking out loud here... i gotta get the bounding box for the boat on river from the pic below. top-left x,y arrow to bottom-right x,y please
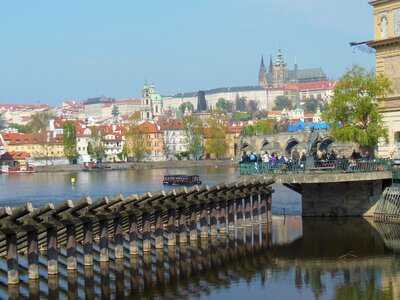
163,175 -> 202,185
0,165 -> 36,174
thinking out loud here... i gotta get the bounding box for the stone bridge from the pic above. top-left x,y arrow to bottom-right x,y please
235,130 -> 357,157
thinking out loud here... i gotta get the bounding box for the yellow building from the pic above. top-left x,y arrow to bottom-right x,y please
368,0 -> 400,157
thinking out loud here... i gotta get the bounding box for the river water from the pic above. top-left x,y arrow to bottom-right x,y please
0,167 -> 399,299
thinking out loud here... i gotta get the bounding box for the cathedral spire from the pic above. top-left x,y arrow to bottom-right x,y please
258,55 -> 268,88
269,55 -> 273,74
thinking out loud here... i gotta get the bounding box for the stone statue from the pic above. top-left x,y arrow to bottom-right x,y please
305,128 -> 321,157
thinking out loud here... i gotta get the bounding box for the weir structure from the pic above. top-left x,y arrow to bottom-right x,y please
0,178 -> 274,294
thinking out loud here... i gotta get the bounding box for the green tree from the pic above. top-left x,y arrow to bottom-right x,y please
241,120 -> 275,136
27,111 -> 54,133
205,109 -> 228,159
235,96 -> 247,111
274,96 -> 293,110
179,102 -> 194,114
323,64 -> 391,154
63,121 -> 79,163
303,98 -> 318,113
89,127 -> 106,161
183,115 -> 204,159
0,114 -> 5,130
8,123 -> 30,133
247,100 -> 259,112
111,105 -> 120,118
216,98 -> 233,112
124,123 -> 150,162
233,112 -> 251,122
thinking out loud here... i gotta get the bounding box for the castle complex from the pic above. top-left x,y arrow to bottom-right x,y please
258,49 -> 327,88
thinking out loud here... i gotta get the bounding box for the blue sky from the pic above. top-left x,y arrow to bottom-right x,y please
0,0 -> 374,105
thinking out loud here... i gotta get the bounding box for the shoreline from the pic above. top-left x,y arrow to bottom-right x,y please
35,159 -> 240,172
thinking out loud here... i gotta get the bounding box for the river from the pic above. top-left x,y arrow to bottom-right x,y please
0,167 -> 399,299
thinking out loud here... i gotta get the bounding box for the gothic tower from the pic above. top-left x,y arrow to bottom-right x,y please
258,55 -> 268,88
273,48 -> 287,88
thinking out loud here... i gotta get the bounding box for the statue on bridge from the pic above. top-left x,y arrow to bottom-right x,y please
305,128 -> 322,168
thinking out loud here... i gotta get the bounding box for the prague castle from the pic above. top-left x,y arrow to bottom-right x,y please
258,49 -> 327,88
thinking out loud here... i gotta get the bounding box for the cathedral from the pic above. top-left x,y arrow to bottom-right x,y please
258,49 -> 327,88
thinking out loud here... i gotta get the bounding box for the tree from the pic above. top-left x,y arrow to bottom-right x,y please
241,120 -> 275,136
89,127 -> 106,161
323,64 -> 391,154
27,111 -> 54,133
183,115 -> 204,159
233,112 -> 251,122
247,100 -> 259,113
124,123 -> 150,162
274,96 -> 293,110
111,105 -> 120,118
235,96 -> 247,112
63,121 -> 79,163
179,102 -> 194,114
303,98 -> 318,113
216,98 -> 233,112
205,109 -> 228,159
0,113 -> 5,130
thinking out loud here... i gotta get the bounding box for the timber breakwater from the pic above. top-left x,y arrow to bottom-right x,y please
0,178 -> 274,298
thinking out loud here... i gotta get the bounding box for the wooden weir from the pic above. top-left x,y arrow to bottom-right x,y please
374,186 -> 400,221
0,178 -> 274,288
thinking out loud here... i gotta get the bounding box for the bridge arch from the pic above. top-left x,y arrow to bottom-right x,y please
241,142 -> 249,151
260,140 -> 270,151
319,137 -> 334,153
285,139 -> 300,154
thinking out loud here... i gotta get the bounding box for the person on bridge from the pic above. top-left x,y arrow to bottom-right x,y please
249,152 -> 257,162
292,148 -> 300,162
240,151 -> 249,163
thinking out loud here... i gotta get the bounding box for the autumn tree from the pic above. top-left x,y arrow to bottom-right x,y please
205,109 -> 228,159
179,101 -> 194,114
63,121 -> 79,163
183,115 -> 204,159
124,123 -> 150,162
89,127 -> 106,161
323,64 -> 391,155
242,120 -> 275,136
27,111 -> 54,133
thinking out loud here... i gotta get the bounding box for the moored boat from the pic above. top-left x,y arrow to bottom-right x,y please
163,175 -> 201,185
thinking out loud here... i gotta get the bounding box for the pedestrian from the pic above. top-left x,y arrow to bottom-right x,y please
241,151 -> 249,163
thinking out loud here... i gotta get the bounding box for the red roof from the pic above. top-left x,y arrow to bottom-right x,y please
158,118 -> 185,130
0,104 -> 50,110
117,98 -> 141,104
2,132 -> 63,145
139,122 -> 161,133
286,80 -> 336,92
1,151 -> 31,160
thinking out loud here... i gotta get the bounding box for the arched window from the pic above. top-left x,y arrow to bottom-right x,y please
147,112 -> 150,119
146,99 -> 149,105
155,105 -> 158,113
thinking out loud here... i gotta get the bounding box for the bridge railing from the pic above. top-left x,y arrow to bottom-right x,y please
239,158 -> 392,175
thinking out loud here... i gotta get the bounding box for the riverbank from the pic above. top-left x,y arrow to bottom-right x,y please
35,159 -> 240,172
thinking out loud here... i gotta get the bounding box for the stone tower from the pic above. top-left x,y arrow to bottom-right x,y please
258,55 -> 268,88
141,81 -> 152,120
273,48 -> 287,88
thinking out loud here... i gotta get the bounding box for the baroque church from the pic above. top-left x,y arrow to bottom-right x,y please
141,81 -> 163,120
259,49 -> 327,88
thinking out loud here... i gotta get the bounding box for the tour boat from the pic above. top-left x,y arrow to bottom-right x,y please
0,165 -> 36,174
163,175 -> 202,185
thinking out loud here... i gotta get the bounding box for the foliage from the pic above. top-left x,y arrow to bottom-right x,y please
303,98 -> 318,113
205,109 -> 228,159
111,105 -> 120,118
274,96 -> 293,110
63,121 -> 79,163
117,144 -> 128,161
241,120 -> 276,136
87,142 -> 94,156
183,115 -> 204,159
235,96 -> 247,112
323,64 -> 391,150
8,123 -> 30,133
247,100 -> 259,112
216,98 -> 233,112
89,127 -> 106,161
233,112 -> 252,122
0,114 -> 5,130
179,101 -> 194,114
27,111 -> 54,133
124,123 -> 150,162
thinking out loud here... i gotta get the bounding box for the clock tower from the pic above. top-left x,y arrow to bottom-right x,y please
368,0 -> 400,157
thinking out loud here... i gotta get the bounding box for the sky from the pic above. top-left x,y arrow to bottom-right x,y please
0,0 -> 375,106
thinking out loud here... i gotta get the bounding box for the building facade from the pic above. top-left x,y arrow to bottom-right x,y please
368,0 -> 400,157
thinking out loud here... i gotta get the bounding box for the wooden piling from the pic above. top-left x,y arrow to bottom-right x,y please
236,198 -> 244,228
219,200 -> 227,233
129,214 -> 139,255
114,216 -> 124,259
178,207 -> 187,244
227,200 -> 235,230
167,209 -> 176,247
252,195 -> 259,223
99,219 -> 109,262
260,194 -> 268,224
200,203 -> 209,239
210,201 -> 218,237
6,233 -> 18,284
155,210 -> 164,249
244,196 -> 251,227
142,212 -> 151,252
189,205 -> 197,241
82,221 -> 93,266
66,224 -> 77,270
267,194 -> 272,222
27,230 -> 39,280
47,227 -> 58,275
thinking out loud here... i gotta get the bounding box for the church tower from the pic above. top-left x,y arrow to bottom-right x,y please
141,81 -> 152,120
273,48 -> 288,88
258,55 -> 268,88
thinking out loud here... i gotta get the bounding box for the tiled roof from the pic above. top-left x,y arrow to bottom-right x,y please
117,98 -> 141,104
1,151 -> 31,160
158,119 -> 185,130
2,132 -> 63,145
139,122 -> 161,133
